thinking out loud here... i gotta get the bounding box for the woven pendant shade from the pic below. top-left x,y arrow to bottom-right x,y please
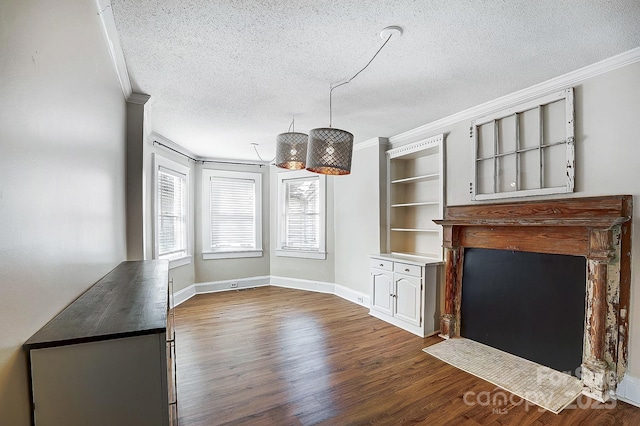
275,132 -> 308,170
306,128 -> 353,175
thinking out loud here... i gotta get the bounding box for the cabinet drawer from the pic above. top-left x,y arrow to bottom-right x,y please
371,258 -> 393,271
394,262 -> 422,277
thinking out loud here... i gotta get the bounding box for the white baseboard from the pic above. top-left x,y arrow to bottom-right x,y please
173,285 -> 197,306
269,276 -> 335,294
172,275 -> 370,311
616,374 -> 640,408
196,275 -> 271,294
334,283 -> 370,308
173,275 -> 270,306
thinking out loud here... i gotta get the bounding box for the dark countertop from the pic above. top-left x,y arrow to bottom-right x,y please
24,260 -> 169,351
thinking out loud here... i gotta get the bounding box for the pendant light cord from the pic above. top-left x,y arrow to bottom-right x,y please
253,144 -> 275,163
329,33 -> 395,127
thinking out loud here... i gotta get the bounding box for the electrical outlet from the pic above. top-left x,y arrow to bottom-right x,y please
230,282 -> 238,288
357,296 -> 364,303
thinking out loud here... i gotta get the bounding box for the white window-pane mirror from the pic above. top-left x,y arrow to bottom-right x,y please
472,88 -> 574,200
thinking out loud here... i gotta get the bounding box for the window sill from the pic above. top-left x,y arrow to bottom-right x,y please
276,249 -> 326,260
167,255 -> 192,269
203,250 -> 263,260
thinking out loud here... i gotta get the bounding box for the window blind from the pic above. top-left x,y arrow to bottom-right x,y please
210,177 -> 256,250
283,177 -> 319,250
158,168 -> 186,257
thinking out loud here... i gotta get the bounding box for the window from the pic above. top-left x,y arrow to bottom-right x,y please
277,170 -> 326,259
153,154 -> 190,267
202,169 -> 262,259
471,88 -> 575,200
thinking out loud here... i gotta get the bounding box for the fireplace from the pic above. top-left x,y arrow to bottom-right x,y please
434,195 -> 632,402
461,248 -> 587,376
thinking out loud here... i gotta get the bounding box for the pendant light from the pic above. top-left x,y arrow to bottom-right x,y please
306,119 -> 353,175
306,26 -> 402,175
275,26 -> 402,175
275,117 -> 308,170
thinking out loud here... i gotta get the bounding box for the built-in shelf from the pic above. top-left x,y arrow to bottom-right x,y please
391,173 -> 440,184
372,134 -> 445,338
391,201 -> 440,208
385,134 -> 445,260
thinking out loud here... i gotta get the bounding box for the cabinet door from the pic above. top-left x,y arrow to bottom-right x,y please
394,274 -> 422,327
371,269 -> 394,316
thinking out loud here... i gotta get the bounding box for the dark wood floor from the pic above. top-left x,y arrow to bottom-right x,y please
174,286 -> 640,425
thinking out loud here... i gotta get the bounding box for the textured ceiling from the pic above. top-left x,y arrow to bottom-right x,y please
110,0 -> 640,160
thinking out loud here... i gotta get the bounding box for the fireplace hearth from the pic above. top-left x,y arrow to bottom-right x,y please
434,195 -> 632,402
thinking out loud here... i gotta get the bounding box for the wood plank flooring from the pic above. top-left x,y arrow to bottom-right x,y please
174,286 -> 640,425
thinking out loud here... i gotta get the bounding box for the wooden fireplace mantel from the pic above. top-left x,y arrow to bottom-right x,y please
434,195 -> 632,402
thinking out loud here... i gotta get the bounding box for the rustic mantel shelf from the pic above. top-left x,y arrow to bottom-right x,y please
435,195 -> 632,403
436,218 -> 630,227
435,195 -> 632,226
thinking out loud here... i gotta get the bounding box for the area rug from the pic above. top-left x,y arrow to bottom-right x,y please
423,338 -> 583,414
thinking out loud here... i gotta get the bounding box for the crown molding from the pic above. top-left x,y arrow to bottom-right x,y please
127,93 -> 151,105
354,137 -> 389,151
387,133 -> 443,159
95,0 -> 132,100
389,47 -> 640,146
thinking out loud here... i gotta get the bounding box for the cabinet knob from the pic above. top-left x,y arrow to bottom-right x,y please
380,264 -> 384,267
405,268 -> 410,272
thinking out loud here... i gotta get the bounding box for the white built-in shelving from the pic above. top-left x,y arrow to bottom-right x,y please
385,134 -> 445,261
369,135 -> 445,336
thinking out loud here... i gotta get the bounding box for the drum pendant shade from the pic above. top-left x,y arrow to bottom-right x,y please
305,128 -> 353,175
275,132 -> 308,170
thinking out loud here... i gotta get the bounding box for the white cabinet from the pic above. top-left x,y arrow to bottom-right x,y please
394,273 -> 421,327
369,254 -> 441,337
371,268 -> 393,316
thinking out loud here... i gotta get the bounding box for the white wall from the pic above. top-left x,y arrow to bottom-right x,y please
569,62 -> 640,378
270,165 -> 336,283
334,140 -> 388,294
0,0 -> 127,424
195,163 -> 271,282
